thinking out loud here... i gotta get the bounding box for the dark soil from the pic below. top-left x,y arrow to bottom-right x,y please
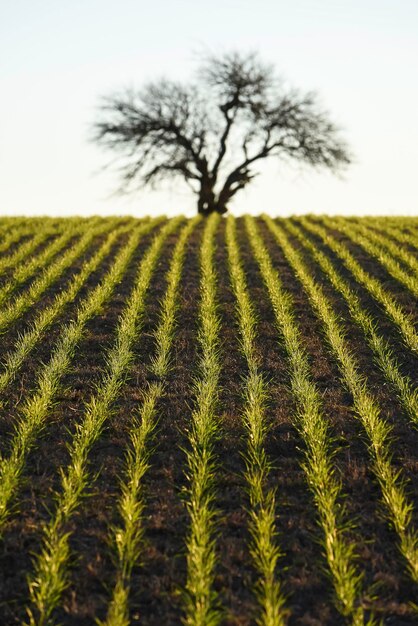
0,216 -> 418,626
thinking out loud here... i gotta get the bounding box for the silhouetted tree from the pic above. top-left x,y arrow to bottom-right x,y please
93,51 -> 351,215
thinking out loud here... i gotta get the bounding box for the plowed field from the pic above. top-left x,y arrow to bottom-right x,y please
0,215 -> 417,626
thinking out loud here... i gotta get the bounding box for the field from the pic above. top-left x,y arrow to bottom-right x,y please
0,214 -> 418,626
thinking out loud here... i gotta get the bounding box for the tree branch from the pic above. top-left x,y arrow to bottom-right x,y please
211,96 -> 240,178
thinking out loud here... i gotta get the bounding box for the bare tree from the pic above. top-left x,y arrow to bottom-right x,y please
93,51 -> 351,215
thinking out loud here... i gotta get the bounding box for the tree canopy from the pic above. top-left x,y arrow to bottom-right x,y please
93,51 -> 351,215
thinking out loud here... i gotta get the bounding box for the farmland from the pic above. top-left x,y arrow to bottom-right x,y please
0,216 -> 418,625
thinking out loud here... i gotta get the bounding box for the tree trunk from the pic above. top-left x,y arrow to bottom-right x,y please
197,177 -> 217,215
214,201 -> 228,215
197,177 -> 230,215
197,196 -> 228,215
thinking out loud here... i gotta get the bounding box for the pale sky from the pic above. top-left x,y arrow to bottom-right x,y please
1,0 -> 417,217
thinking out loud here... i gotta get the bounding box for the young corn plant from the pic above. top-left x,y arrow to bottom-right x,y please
0,227 -> 61,281
0,217 -> 29,235
182,213 -> 222,626
102,216 -> 200,626
0,219 -> 120,334
24,217 -> 183,626
245,216 -> 368,626
264,215 -> 418,587
0,221 -> 85,308
286,219 -> 418,428
0,217 -> 64,236
102,383 -> 163,626
0,221 -> 133,396
0,219 -> 162,535
325,217 -> 418,301
0,224 -> 36,256
150,216 -> 201,378
226,215 -> 288,626
0,217 -> 29,232
344,218 -> 418,276
295,217 -> 418,353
